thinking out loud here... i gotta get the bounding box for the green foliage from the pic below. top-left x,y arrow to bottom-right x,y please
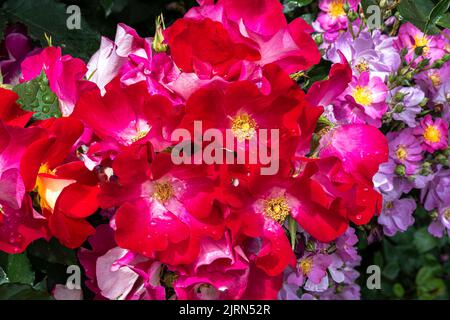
27,239 -> 77,266
0,283 -> 53,300
2,0 -> 100,60
398,0 -> 450,35
359,211 -> 450,300
13,71 -> 62,120
0,253 -> 35,285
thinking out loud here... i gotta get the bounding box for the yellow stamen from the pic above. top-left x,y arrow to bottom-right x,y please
329,0 -> 345,18
153,182 -> 174,203
444,208 -> 450,220
299,257 -> 313,275
355,60 -> 370,73
231,113 -> 258,142
414,36 -> 430,55
395,145 -> 408,161
352,86 -> 373,106
423,125 -> 441,143
131,129 -> 150,143
385,201 -> 394,209
428,72 -> 441,87
264,197 -> 290,223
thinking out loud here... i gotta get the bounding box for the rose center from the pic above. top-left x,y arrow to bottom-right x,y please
329,0 -> 345,18
299,257 -> 313,275
264,197 -> 290,223
231,113 -> 258,142
395,145 -> 408,161
153,182 -> 174,203
353,86 -> 373,106
423,125 -> 441,143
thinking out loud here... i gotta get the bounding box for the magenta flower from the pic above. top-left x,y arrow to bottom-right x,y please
396,22 -> 446,65
378,198 -> 416,237
335,71 -> 388,127
21,47 -> 95,116
415,115 -> 448,153
387,129 -> 423,175
428,205 -> 450,238
316,0 -> 360,42
0,25 -> 40,85
327,30 -> 401,81
421,168 -> 450,211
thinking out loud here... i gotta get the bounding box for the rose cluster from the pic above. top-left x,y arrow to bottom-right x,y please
2,0 -> 447,300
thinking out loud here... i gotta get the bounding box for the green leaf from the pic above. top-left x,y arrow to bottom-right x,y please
437,13 -> 450,29
291,0 -> 313,6
413,228 -> 438,253
416,265 -> 441,285
0,10 -> 7,41
288,216 -> 298,250
27,238 -> 77,266
398,0 -> 440,34
3,0 -> 100,60
3,253 -> 35,285
425,0 -> 450,34
361,0 -> 378,13
0,283 -> 52,300
13,71 -> 62,120
417,278 -> 447,300
383,262 -> 400,280
393,283 -> 405,298
0,267 -> 9,285
100,0 -> 128,17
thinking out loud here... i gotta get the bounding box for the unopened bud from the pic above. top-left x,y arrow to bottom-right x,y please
419,97 -> 429,107
348,11 -> 358,22
400,48 -> 408,57
314,33 -> 323,45
152,14 -> 168,53
414,46 -> 424,56
394,91 -> 406,102
431,60 -> 445,69
417,58 -> 430,69
395,164 -> 406,176
343,2 -> 350,13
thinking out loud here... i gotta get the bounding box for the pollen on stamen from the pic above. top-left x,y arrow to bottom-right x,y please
131,129 -> 150,143
299,257 -> 313,275
352,86 -> 373,106
355,60 -> 369,73
329,0 -> 345,18
231,113 -> 258,142
395,145 -> 408,161
423,125 -> 441,143
264,197 -> 290,223
153,182 -> 174,203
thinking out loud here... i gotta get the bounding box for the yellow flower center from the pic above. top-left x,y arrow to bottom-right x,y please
395,145 -> 408,161
444,208 -> 450,220
131,129 -> 150,143
414,36 -> 430,55
385,201 -> 394,209
353,86 -> 373,106
299,257 -> 313,275
423,125 -> 441,143
231,113 -> 258,142
264,197 -> 290,223
428,72 -> 441,87
355,60 -> 370,73
329,0 -> 345,18
153,182 -> 174,203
